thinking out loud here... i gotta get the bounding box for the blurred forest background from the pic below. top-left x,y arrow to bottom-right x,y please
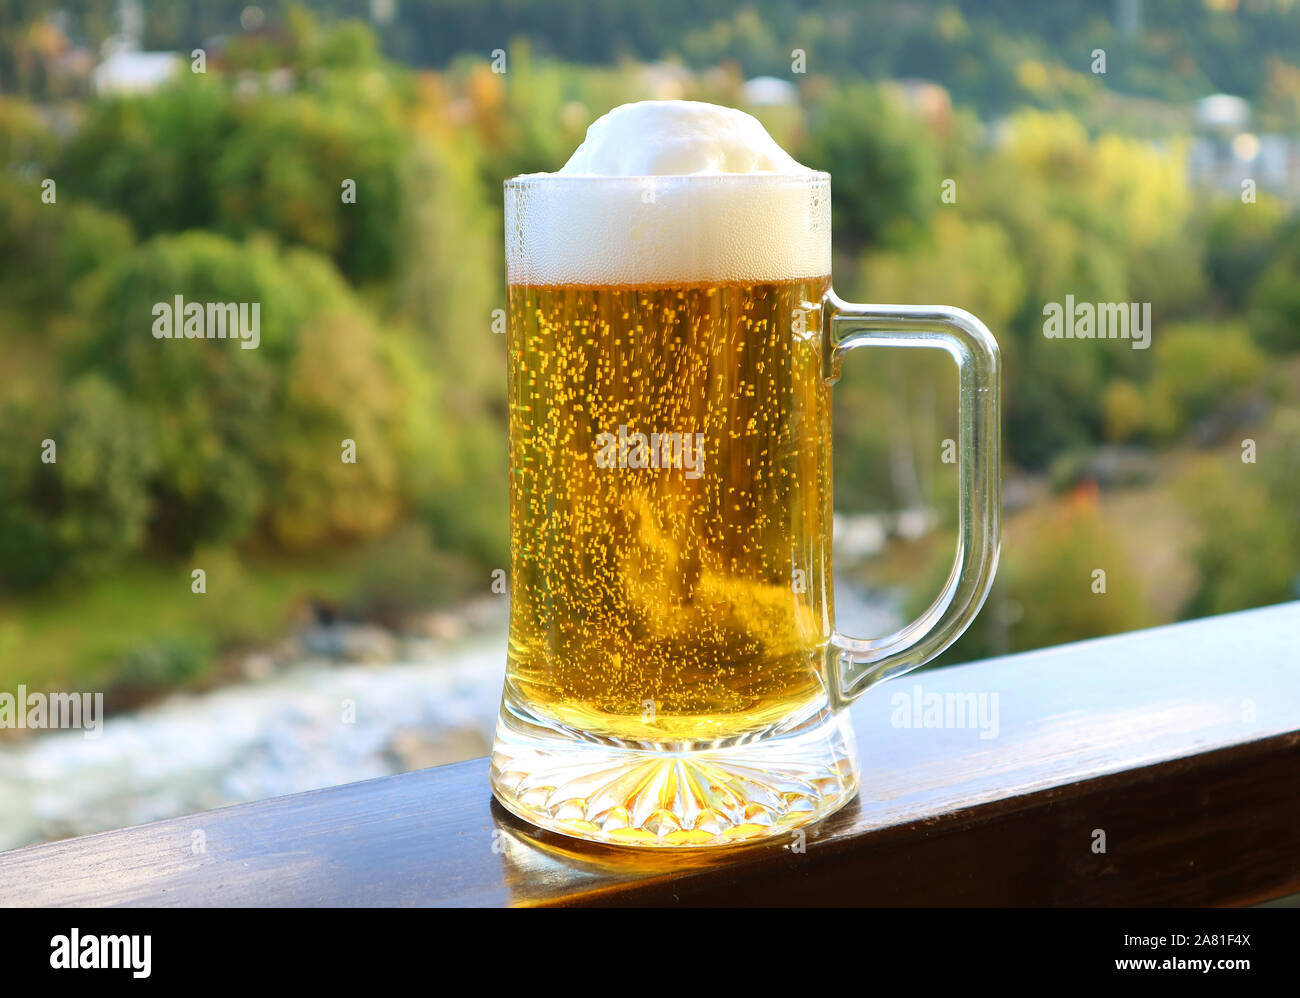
2,0 -> 1300,714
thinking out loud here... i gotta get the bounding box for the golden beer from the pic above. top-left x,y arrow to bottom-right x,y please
505,277 -> 833,744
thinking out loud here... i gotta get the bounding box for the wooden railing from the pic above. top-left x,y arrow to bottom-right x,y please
1,601 -> 1297,906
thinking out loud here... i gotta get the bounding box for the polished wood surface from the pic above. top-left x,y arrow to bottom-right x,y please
1,601 -> 1297,906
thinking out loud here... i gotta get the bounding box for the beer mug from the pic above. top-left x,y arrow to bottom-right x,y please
491,124 -> 999,847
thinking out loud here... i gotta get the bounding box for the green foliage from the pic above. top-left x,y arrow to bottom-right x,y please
857,214 -> 1027,332
1259,409 -> 1300,529
70,232 -> 430,554
56,72 -> 407,282
1103,380 -> 1145,443
306,18 -> 385,71
802,83 -> 938,250
1143,324 -> 1265,441
1003,338 -> 1106,468
0,94 -> 57,167
830,411 -> 894,513
211,92 -> 406,281
1248,244 -> 1300,354
268,309 -> 424,549
0,181 -> 135,311
680,7 -> 790,76
188,546 -> 268,646
395,125 -> 505,398
56,77 -> 236,237
1204,196 -> 1287,309
416,408 -> 509,570
114,636 -> 209,693
920,507 -> 1157,664
1180,461 -> 1299,618
0,377 -> 158,589
344,522 -> 476,622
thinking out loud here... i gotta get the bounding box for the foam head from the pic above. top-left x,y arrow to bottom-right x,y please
505,100 -> 830,286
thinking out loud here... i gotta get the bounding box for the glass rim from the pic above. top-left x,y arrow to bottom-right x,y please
505,171 -> 830,189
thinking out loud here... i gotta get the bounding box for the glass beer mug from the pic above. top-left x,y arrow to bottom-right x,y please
491,109 -> 999,848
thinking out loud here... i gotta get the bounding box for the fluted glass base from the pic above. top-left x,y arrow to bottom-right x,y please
490,700 -> 859,848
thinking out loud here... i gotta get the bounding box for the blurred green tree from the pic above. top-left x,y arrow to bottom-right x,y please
918,503 -> 1156,665
1248,242 -> 1300,354
1203,195 -> 1287,310
802,83 -> 938,250
1142,323 -> 1265,442
0,376 -> 157,589
1180,461 -> 1298,618
68,232 -> 433,554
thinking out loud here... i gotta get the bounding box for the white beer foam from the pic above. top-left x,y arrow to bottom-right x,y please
506,100 -> 830,286
560,100 -> 810,176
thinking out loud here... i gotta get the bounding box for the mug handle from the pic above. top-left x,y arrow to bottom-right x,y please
821,291 -> 1001,705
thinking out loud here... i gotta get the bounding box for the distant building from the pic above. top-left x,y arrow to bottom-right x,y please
741,76 -> 798,107
92,47 -> 181,95
89,0 -> 182,95
1194,93 -> 1249,132
1188,94 -> 1300,202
